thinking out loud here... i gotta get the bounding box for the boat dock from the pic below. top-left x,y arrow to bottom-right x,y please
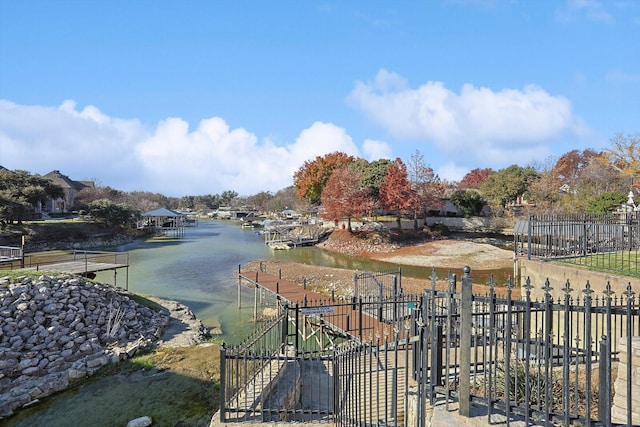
14,250 -> 130,289
238,265 -> 397,342
0,246 -> 23,264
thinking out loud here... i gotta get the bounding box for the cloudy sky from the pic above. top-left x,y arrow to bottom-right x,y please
1,1 -> 638,197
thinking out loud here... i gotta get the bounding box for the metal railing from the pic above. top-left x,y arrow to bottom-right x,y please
219,267 -> 640,425
516,213 -> 640,276
425,269 -> 640,426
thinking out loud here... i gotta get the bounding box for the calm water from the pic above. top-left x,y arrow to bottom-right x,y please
95,220 -> 511,343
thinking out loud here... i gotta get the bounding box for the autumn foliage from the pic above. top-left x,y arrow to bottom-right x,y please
320,165 -> 375,232
379,158 -> 418,233
293,152 -> 355,204
459,168 -> 492,189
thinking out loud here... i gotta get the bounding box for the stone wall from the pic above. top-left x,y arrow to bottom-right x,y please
517,258 -> 637,301
612,336 -> 640,424
0,274 -> 170,419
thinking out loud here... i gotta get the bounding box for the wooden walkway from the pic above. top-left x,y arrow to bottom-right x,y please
239,269 -> 397,342
17,250 -> 130,289
21,260 -> 128,275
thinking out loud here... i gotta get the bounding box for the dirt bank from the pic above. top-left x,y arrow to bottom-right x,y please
244,237 -> 515,296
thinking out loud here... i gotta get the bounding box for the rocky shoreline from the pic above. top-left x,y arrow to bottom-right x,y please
0,273 -> 206,419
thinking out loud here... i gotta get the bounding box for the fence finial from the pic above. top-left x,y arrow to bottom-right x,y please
583,280 -> 594,298
523,276 -> 533,295
563,279 -> 573,296
623,282 -> 635,300
603,281 -> 614,298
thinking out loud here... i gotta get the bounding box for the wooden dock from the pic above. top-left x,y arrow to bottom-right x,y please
17,250 -> 130,289
239,268 -> 397,342
0,246 -> 23,263
21,260 -> 128,275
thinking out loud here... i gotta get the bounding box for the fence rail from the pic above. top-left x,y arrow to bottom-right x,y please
516,213 -> 640,276
219,267 -> 640,426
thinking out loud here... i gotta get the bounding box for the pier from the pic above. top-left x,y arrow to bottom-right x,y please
13,250 -> 130,289
0,246 -> 23,264
238,265 -> 400,344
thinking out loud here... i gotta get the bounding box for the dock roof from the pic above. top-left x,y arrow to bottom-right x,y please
141,207 -> 184,217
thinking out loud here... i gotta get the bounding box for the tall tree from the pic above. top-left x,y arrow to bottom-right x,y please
553,149 -> 599,184
87,199 -> 140,228
599,132 -> 640,178
353,158 -> 394,198
0,169 -> 64,225
451,190 -> 486,217
379,158 -> 417,234
459,168 -> 492,189
293,152 -> 355,204
321,165 -> 375,232
220,190 -> 239,207
406,150 -> 444,230
479,165 -> 538,209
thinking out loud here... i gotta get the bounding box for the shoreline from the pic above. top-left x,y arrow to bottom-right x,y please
243,238 -> 515,297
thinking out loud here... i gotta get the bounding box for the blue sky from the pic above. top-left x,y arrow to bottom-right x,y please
1,0 -> 638,197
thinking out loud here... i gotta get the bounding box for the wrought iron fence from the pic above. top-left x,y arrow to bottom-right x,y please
424,269 -> 640,426
515,213 -> 640,276
219,268 -> 639,425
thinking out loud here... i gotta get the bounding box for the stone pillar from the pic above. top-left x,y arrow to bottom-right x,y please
612,336 -> 640,424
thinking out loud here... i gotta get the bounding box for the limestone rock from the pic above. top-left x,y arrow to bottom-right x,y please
127,415 -> 153,427
0,274 -> 171,420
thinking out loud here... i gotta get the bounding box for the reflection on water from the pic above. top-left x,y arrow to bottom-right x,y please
95,220 -> 511,343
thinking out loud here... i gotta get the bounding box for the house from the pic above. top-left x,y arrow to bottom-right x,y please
43,170 -> 94,213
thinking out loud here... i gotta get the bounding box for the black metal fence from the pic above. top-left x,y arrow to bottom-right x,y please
515,213 -> 640,276
219,268 -> 640,425
426,270 -> 640,426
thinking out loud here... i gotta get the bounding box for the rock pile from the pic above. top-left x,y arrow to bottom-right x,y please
0,274 -> 170,419
317,229 -> 400,255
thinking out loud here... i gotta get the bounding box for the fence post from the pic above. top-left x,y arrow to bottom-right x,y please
358,297 -> 363,339
430,324 -> 443,404
281,303 -> 289,348
219,344 -> 226,423
459,266 -> 472,417
599,336 -> 611,425
294,304 -> 299,353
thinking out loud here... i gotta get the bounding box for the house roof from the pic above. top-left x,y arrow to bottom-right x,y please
141,207 -> 185,217
44,170 -> 93,190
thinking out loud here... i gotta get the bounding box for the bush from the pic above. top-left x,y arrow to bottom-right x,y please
430,222 -> 450,236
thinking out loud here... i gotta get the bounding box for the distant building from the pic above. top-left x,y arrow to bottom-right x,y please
43,170 -> 94,213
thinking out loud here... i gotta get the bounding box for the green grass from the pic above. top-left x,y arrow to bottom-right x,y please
553,250 -> 640,279
0,270 -> 66,284
129,293 -> 163,311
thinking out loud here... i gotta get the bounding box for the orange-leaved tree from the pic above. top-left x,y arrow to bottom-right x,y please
321,165 -> 375,232
293,152 -> 355,205
379,158 -> 418,235
459,168 -> 492,189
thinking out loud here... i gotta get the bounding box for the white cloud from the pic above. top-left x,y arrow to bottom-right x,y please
0,99 -> 147,182
437,162 -> 469,183
0,100 -> 363,196
347,69 -> 586,169
362,139 -> 392,161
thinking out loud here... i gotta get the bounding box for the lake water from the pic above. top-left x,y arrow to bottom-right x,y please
95,220 -> 511,343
